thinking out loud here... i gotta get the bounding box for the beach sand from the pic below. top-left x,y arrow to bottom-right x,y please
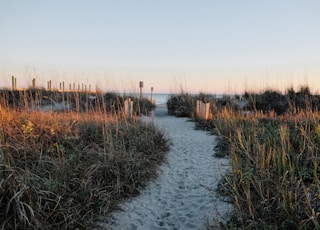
104,104 -> 232,230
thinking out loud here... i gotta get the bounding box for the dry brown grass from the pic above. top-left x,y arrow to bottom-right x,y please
0,95 -> 169,229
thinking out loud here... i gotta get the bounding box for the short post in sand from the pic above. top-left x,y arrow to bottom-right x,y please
124,98 -> 133,118
196,100 -> 210,120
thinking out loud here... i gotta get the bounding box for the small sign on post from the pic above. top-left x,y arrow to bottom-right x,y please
139,81 -> 144,100
151,86 -> 154,103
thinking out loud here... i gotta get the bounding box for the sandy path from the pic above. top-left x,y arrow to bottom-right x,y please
104,105 -> 232,230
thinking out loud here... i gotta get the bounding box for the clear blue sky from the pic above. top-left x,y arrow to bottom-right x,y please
1,1 -> 320,94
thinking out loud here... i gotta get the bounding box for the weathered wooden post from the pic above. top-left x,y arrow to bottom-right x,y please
12,76 -> 16,90
139,81 -> 143,100
204,102 -> 210,120
62,81 -> 65,105
32,78 -> 36,89
196,100 -> 201,116
151,86 -> 154,103
196,100 -> 210,120
47,80 -> 52,91
124,98 -> 133,118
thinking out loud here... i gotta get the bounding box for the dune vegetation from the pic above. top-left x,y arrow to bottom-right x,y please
168,86 -> 320,229
0,89 -> 169,229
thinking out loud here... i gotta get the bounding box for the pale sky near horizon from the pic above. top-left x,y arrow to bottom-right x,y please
1,1 -> 320,94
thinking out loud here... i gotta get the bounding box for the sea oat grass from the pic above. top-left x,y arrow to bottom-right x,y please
166,90 -> 320,229
0,107 -> 169,229
210,109 -> 320,229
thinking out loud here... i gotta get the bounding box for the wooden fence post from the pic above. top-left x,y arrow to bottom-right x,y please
12,76 -> 16,90
196,100 -> 210,120
47,80 -> 52,91
124,98 -> 133,118
32,78 -> 36,89
204,102 -> 210,120
196,100 -> 201,116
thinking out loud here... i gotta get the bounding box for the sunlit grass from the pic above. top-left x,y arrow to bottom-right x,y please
213,109 -> 320,229
169,88 -> 320,229
0,90 -> 169,229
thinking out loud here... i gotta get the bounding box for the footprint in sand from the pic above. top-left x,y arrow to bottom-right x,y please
104,104 -> 232,230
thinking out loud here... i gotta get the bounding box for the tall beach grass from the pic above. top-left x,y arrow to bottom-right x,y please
214,110 -> 320,229
0,89 -> 168,229
168,87 -> 320,229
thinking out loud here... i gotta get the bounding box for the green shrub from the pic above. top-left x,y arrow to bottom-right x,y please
166,93 -> 195,117
244,86 -> 320,115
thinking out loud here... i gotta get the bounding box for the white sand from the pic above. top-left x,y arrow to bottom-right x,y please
104,105 -> 232,230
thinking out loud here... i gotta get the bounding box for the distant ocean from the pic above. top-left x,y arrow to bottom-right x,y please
150,93 -> 170,105
131,92 -> 226,105
147,93 -> 225,105
127,93 -> 170,105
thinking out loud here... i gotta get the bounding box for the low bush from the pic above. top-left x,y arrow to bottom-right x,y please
166,93 -> 195,117
244,86 -> 320,115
